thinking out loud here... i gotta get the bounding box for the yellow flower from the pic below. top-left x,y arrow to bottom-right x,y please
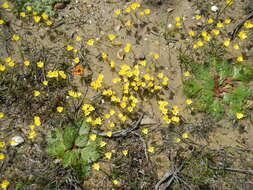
0,19 -> 4,24
197,40 -> 204,47
195,15 -> 202,20
238,31 -> 247,40
109,122 -> 115,128
125,7 -> 131,13
46,20 -> 53,26
0,141 -> 5,148
2,2 -> 9,9
108,34 -> 116,41
124,43 -> 132,53
101,52 -> 107,60
186,99 -> 192,105
188,30 -> 195,36
82,104 -> 95,116
224,18 -> 231,24
58,71 -> 67,79
244,21 -> 253,29
86,39 -> 94,46
37,61 -> 44,68
114,9 -> 121,15
89,134 -> 97,141
183,71 -> 191,77
106,131 -> 112,137
12,34 -> 20,41
226,0 -> 233,5
122,149 -> 128,156
144,9 -> 150,14
174,137 -> 181,143
130,2 -> 140,10
0,153 -> 5,160
93,117 -> 102,125
33,11 -> 38,16
34,116 -> 41,126
0,112 -> 5,119
147,146 -> 154,153
0,180 -> 10,189
42,80 -> 48,85
66,45 -> 73,51
141,128 -> 149,135
47,71 -> 58,78
201,31 -> 208,38
207,18 -> 214,24
175,16 -> 181,22
0,64 -> 5,71
28,125 -> 35,130
8,61 -> 15,67
26,6 -> 32,11
138,60 -> 146,66
223,39 -> 230,47
99,141 -> 107,147
92,163 -> 100,170
5,57 -> 11,63
236,112 -> 244,119
41,12 -> 48,20
182,132 -> 189,139
34,16 -> 41,23
120,101 -> 127,109
172,106 -> 179,115
33,90 -> 40,97
20,12 -> 26,17
233,44 -> 239,50
9,139 -> 16,145
151,52 -> 160,59
57,106 -> 63,113
211,29 -> 220,35
75,35 -> 81,41
110,60 -> 116,68
216,21 -> 224,28
236,56 -> 243,62
175,22 -> 181,27
104,152 -> 112,159
23,60 -> 30,66
171,116 -> 180,123
109,109 -> 115,116
73,57 -> 80,64
125,20 -> 132,26
28,130 -> 37,139
203,34 -> 211,41
112,179 -> 120,185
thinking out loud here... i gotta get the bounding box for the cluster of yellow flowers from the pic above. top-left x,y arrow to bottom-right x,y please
82,104 -> 95,116
47,70 -> 67,79
68,90 -> 82,98
90,74 -> 104,89
187,14 -> 251,63
158,101 -> 180,124
22,6 -> 53,26
26,116 -> 41,139
114,2 -> 141,16
0,180 -> 10,189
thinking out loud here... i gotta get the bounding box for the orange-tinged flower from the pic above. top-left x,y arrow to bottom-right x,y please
72,65 -> 84,75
